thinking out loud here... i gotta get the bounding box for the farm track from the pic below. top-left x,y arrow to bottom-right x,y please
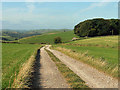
32,47 -> 69,88
46,45 -> 118,88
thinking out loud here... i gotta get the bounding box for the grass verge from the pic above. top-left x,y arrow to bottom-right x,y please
51,46 -> 118,78
11,52 -> 37,88
12,46 -> 43,88
45,49 -> 89,88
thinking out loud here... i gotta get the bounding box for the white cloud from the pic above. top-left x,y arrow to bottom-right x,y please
26,3 -> 35,13
80,1 -> 110,13
2,1 -> 117,29
79,0 -> 118,13
25,0 -> 35,13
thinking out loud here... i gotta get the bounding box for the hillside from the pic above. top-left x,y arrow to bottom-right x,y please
1,29 -> 72,41
19,31 -> 80,44
67,35 -> 118,48
1,30 -> 42,41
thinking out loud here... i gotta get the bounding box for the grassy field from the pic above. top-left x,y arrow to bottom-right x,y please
67,36 -> 118,48
52,36 -> 118,78
2,43 -> 41,88
19,31 -> 80,44
45,49 -> 89,88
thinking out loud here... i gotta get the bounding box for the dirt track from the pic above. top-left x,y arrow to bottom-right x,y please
46,45 -> 118,88
32,47 -> 69,88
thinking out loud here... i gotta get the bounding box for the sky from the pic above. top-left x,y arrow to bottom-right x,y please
1,2 -> 118,30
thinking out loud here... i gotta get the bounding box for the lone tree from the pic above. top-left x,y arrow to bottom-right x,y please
54,37 -> 62,44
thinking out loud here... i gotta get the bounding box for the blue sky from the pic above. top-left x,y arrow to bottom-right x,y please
2,2 -> 118,30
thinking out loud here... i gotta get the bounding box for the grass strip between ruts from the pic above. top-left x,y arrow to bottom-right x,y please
45,49 -> 90,89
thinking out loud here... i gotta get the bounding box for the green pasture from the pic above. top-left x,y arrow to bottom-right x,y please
67,36 -> 118,48
54,45 -> 118,64
2,43 -> 41,88
19,31 -> 80,44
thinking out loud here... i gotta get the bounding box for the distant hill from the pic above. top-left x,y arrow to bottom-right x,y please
18,31 -> 80,44
1,30 -> 42,41
1,29 -> 72,41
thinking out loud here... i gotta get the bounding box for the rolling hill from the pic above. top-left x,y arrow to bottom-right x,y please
18,31 -> 80,44
1,29 -> 72,41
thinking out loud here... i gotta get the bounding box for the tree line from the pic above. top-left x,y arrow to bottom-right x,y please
74,18 -> 120,37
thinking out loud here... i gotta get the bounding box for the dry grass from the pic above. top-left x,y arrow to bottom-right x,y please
48,33 -> 56,35
52,47 -> 118,78
55,47 -> 107,66
19,35 -> 41,41
11,53 -> 36,88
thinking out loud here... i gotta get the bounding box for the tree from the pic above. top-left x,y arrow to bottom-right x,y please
54,37 -> 62,44
88,28 -> 97,37
15,38 -> 18,40
74,18 -> 120,37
